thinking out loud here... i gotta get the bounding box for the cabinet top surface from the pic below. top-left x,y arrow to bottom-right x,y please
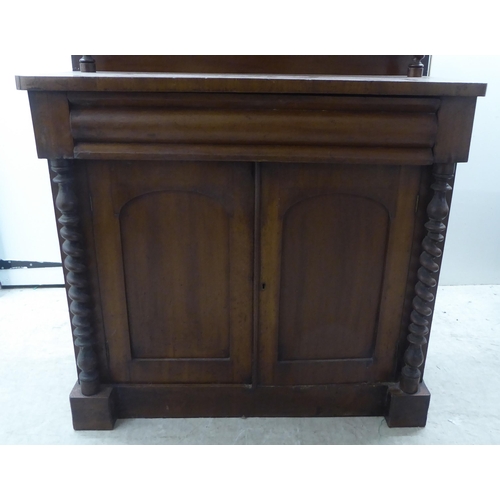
15,71 -> 487,97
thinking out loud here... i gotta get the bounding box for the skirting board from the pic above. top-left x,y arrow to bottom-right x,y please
0,267 -> 64,287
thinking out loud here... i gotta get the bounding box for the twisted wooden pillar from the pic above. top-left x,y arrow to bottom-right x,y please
400,163 -> 455,394
50,159 -> 100,396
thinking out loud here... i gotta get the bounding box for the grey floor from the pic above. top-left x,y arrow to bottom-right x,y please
0,285 -> 499,444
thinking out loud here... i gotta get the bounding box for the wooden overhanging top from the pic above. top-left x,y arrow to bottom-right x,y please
16,72 -> 487,97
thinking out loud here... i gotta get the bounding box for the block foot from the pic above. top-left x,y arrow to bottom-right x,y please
69,382 -> 117,430
385,381 -> 430,428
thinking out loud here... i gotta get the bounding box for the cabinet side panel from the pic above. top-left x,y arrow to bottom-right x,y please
278,194 -> 389,360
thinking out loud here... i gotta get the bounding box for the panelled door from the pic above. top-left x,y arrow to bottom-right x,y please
88,160 -> 254,384
258,163 -> 422,385
88,160 -> 422,387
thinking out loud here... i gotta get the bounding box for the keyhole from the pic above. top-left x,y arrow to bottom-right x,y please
261,283 -> 266,290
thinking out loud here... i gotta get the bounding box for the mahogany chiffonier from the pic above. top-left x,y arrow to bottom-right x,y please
16,56 -> 486,430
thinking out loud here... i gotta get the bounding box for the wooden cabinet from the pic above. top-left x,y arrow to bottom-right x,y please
16,56 -> 486,430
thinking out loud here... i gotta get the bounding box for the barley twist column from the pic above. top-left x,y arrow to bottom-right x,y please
400,163 -> 455,394
50,159 -> 100,396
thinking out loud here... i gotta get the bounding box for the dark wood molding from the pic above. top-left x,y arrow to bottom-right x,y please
27,92 -> 73,159
113,383 -> 388,419
399,163 -> 455,394
71,55 -> 423,76
50,159 -> 100,396
16,73 -> 487,97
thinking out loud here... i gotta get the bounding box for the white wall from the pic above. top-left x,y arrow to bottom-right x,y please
431,56 -> 500,285
0,54 -> 68,285
0,55 -> 498,286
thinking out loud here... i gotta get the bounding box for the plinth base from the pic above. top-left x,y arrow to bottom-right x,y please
385,381 -> 431,428
69,382 -> 117,430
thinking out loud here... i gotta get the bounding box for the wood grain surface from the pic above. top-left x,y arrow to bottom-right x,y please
16,56 -> 485,428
